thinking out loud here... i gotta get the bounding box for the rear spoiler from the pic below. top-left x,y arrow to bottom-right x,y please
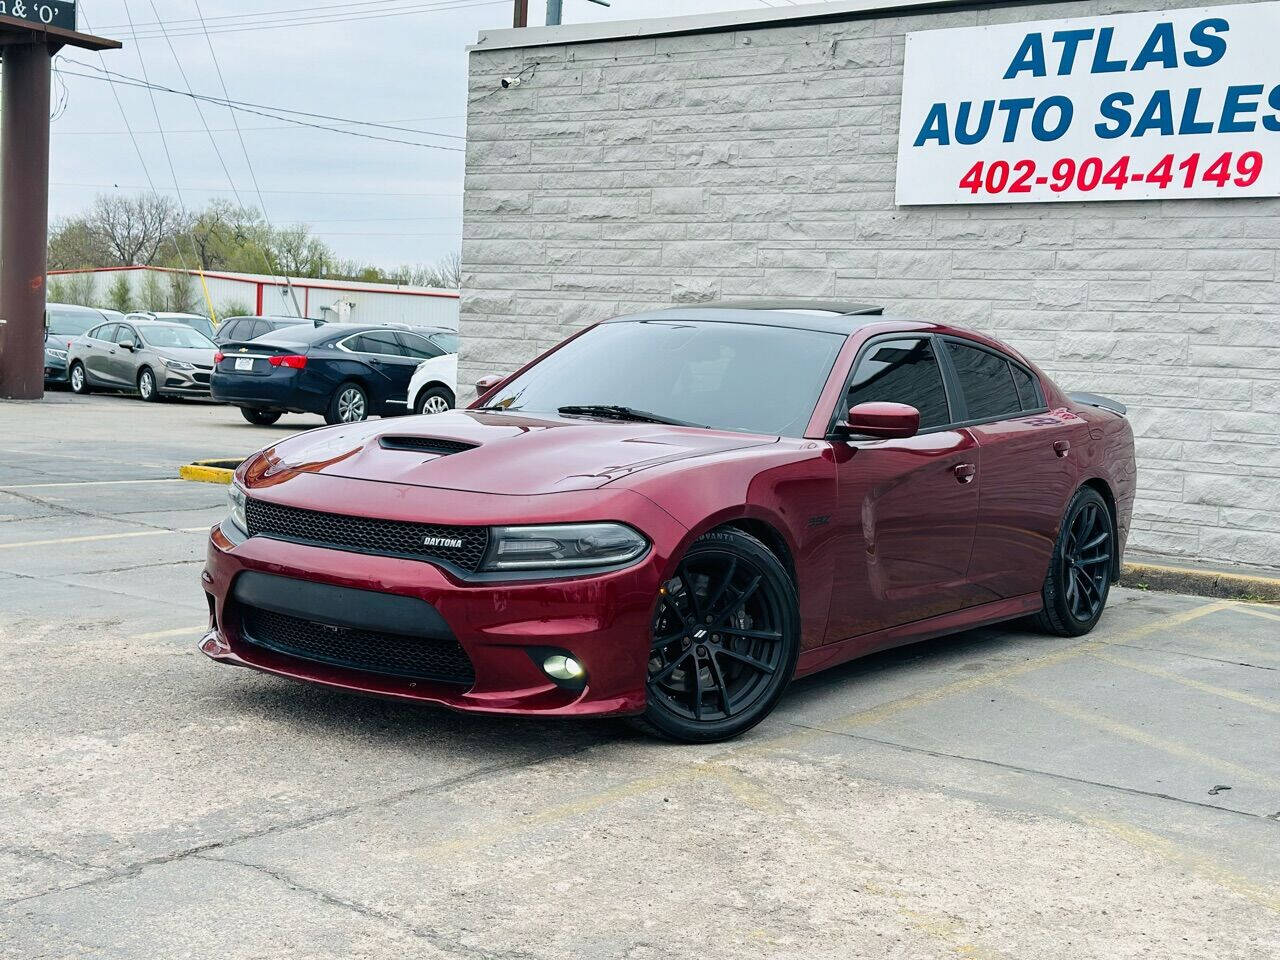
1069,392 -> 1127,416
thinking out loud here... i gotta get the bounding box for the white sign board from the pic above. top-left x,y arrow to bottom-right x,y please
895,2 -> 1280,204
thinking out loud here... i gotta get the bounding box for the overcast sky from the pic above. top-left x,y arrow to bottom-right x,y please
51,0 -> 807,271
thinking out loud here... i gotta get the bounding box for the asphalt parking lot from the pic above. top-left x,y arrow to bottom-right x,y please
2,392 -> 1278,960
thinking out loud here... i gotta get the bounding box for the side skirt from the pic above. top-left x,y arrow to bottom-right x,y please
794,593 -> 1043,679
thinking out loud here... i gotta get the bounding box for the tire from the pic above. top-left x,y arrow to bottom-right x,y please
68,362 -> 91,395
1033,486 -> 1115,637
636,528 -> 800,743
414,385 -> 455,415
325,381 -> 369,425
241,407 -> 282,426
138,367 -> 161,402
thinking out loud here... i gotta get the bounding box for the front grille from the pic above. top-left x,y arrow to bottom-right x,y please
240,605 -> 475,686
193,373 -> 211,384
379,436 -> 476,456
245,498 -> 489,572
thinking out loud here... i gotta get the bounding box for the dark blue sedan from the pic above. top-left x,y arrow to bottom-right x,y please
211,323 -> 449,426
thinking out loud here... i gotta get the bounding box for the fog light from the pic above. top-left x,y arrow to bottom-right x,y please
542,654 -> 584,681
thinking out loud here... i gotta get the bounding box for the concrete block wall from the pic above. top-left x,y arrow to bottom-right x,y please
462,0 -> 1280,567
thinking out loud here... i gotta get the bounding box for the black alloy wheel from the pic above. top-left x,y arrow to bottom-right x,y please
1034,486 -> 1114,637
639,528 -> 799,743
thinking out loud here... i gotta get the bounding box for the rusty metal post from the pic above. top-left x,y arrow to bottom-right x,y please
0,41 -> 52,400
513,0 -> 528,28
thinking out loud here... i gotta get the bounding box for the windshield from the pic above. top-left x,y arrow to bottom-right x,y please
431,332 -> 459,354
47,310 -> 99,338
139,325 -> 215,349
484,319 -> 846,437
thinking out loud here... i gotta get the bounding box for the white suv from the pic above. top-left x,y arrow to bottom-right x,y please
406,330 -> 459,414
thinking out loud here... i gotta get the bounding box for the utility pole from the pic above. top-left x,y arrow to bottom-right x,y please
545,0 -> 611,27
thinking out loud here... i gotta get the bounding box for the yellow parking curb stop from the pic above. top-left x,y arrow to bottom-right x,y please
179,459 -> 244,485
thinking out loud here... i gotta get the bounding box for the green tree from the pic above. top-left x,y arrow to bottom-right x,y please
140,270 -> 166,311
106,272 -> 133,313
165,271 -> 197,313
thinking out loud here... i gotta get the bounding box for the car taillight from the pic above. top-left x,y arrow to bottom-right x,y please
213,352 -> 225,364
269,354 -> 307,369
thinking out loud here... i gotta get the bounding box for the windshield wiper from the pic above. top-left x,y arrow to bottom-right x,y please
557,405 -> 704,428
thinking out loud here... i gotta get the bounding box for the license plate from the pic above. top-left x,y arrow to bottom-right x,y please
235,358 -> 255,371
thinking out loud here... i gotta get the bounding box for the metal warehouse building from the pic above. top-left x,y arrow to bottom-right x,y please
50,265 -> 460,330
461,0 -> 1280,568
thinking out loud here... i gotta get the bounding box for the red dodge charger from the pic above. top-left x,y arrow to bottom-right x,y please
201,301 -> 1136,742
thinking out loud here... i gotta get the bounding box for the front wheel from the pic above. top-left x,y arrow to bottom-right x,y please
138,367 -> 161,402
1033,486 -> 1115,637
414,385 -> 455,415
638,528 -> 799,743
241,407 -> 282,426
69,362 -> 91,395
325,382 -> 368,425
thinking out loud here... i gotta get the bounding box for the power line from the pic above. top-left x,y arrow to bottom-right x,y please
99,0 -> 508,40
54,66 -> 466,152
52,181 -> 462,199
55,61 -> 466,151
51,113 -> 467,136
96,0 -> 451,32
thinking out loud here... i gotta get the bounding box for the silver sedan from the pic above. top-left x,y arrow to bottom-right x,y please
67,319 -> 218,401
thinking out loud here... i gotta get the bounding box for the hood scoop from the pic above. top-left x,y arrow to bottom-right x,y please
379,436 -> 478,456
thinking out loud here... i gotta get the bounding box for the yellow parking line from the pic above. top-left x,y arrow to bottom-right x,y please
1091,649 -> 1280,714
1234,604 -> 1280,624
1078,814 -> 1280,914
136,626 -> 206,640
1004,686 -> 1280,791
826,600 -> 1231,733
0,526 -> 210,550
0,478 -> 187,490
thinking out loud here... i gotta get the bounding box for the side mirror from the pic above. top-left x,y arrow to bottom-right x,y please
840,402 -> 920,440
474,374 -> 503,396
119,339 -> 136,352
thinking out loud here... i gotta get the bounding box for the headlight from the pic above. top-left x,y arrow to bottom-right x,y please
161,357 -> 195,371
482,523 -> 648,572
227,483 -> 248,534
47,348 -> 68,361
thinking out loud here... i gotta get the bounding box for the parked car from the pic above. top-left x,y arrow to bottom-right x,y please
44,303 -> 118,385
127,311 -> 216,342
200,301 -> 1136,743
67,318 -> 218,401
213,315 -> 312,345
211,324 -> 449,426
407,330 -> 459,414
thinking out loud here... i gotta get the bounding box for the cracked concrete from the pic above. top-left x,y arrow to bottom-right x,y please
2,393 -> 1278,960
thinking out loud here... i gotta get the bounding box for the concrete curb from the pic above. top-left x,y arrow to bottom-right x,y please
1120,561 -> 1280,603
178,459 -> 243,485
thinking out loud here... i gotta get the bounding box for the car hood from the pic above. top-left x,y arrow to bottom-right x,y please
150,346 -> 216,364
250,410 -> 776,495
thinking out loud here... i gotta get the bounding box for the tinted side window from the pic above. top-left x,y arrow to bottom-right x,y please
96,324 -> 120,342
220,320 -> 241,341
945,341 -> 1023,421
397,332 -> 443,360
1010,364 -> 1042,411
847,337 -> 950,430
115,325 -> 138,345
353,331 -> 405,356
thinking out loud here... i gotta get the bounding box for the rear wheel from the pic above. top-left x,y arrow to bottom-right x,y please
325,382 -> 368,424
1034,486 -> 1114,637
638,528 -> 799,743
138,367 -> 161,402
240,407 -> 282,426
69,362 -> 90,394
414,385 -> 455,415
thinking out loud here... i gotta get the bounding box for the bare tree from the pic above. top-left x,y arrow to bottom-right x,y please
269,225 -> 330,277
387,253 -> 462,289
92,194 -> 188,266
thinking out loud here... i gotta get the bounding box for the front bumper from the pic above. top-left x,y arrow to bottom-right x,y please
160,364 -> 213,395
200,506 -> 680,717
44,355 -> 68,382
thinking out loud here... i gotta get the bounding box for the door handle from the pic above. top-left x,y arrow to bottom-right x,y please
954,463 -> 976,484
1053,440 -> 1071,458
